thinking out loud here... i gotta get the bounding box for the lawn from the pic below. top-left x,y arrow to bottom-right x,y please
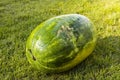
0,0 -> 120,80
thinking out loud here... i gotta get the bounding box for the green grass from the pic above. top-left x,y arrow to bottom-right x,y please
0,0 -> 120,80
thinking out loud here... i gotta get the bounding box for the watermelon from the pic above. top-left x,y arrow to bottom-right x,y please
26,14 -> 97,73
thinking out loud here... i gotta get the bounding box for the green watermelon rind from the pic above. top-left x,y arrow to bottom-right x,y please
26,14 -> 97,73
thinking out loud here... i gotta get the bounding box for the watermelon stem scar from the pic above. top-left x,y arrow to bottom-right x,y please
28,49 -> 36,61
